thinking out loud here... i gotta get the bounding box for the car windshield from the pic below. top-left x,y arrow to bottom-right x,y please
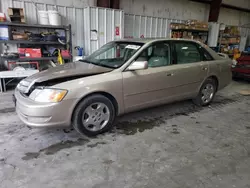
80,41 -> 143,69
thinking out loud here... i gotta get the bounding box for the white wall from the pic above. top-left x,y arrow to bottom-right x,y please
0,0 -> 96,55
120,0 -> 209,21
1,0 -> 249,25
223,0 -> 250,9
120,0 -> 250,26
219,8 -> 250,26
0,0 -> 96,9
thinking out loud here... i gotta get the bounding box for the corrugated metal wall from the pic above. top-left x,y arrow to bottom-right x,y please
1,0 -> 249,54
121,0 -> 250,26
124,14 -> 184,38
0,0 -> 123,56
223,0 -> 250,9
218,8 -> 250,26
240,27 -> 250,46
120,0 -> 209,21
84,7 -> 124,55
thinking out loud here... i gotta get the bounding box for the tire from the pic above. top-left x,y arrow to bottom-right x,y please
72,94 -> 115,137
193,78 -> 217,106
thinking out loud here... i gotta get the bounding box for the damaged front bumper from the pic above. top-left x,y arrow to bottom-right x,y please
15,89 -> 76,128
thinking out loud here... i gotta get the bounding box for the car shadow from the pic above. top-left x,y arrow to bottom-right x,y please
112,94 -> 238,135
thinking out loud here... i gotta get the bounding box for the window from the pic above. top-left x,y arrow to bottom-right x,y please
83,42 -> 143,68
96,43 -> 139,60
200,47 -> 214,61
174,42 -> 202,64
136,42 -> 170,68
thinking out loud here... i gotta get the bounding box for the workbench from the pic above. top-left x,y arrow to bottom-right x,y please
0,70 -> 38,92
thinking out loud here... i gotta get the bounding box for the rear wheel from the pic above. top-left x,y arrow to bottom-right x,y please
193,78 -> 217,106
72,94 -> 115,136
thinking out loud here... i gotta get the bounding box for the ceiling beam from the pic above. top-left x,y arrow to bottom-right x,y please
209,0 -> 222,22
97,0 -> 120,9
189,0 -> 250,13
97,0 -> 110,8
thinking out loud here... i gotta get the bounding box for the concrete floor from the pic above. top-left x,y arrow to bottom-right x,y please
0,81 -> 250,188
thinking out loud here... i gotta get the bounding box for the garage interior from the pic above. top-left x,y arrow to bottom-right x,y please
0,0 -> 250,187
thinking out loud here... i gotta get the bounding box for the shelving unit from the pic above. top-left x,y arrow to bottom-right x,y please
218,26 -> 241,59
0,22 -> 73,92
171,28 -> 209,32
0,40 -> 64,45
0,22 -> 72,64
171,28 -> 209,44
1,56 -> 71,62
0,22 -> 70,29
170,21 -> 209,44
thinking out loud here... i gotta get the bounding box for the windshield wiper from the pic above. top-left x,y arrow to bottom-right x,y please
79,59 -> 114,69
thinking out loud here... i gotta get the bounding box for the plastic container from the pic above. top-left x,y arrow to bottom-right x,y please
77,47 -> 84,56
38,11 -> 49,25
0,26 -> 9,40
48,10 -> 61,26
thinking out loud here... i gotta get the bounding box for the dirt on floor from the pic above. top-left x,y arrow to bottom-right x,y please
0,81 -> 250,188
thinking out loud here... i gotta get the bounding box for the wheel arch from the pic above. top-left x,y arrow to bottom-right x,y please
71,91 -> 119,122
207,75 -> 219,91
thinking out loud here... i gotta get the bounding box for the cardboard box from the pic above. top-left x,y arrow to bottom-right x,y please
8,8 -> 25,23
0,12 -> 6,22
18,48 -> 42,58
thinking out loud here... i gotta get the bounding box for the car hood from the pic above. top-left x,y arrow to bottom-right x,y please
25,61 -> 113,83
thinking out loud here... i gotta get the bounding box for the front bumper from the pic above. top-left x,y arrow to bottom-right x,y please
15,89 -> 77,128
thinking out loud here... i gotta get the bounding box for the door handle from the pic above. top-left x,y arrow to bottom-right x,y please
166,73 -> 174,76
202,67 -> 208,71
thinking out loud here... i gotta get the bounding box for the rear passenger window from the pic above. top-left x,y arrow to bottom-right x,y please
174,42 -> 202,64
201,48 -> 214,61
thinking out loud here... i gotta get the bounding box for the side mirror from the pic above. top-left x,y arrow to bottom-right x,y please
127,61 -> 148,71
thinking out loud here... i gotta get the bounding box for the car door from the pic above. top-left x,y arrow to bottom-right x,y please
122,41 -> 175,112
167,41 -> 209,97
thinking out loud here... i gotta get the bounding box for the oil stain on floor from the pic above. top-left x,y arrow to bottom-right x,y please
87,142 -> 107,148
22,138 -> 89,160
0,107 -> 15,113
112,95 -> 241,136
115,118 -> 165,135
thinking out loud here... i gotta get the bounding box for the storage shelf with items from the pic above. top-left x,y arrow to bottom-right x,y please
0,20 -> 72,92
170,20 -> 209,44
0,21 -> 72,71
218,26 -> 241,59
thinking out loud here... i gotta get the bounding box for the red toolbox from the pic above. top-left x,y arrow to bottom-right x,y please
18,48 -> 42,58
61,50 -> 71,58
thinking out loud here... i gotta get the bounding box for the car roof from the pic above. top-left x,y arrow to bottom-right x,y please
114,38 -> 222,60
114,38 -> 202,44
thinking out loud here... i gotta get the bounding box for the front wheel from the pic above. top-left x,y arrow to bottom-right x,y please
193,78 -> 217,106
72,94 -> 115,136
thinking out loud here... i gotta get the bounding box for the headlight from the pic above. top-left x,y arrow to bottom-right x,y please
29,89 -> 68,103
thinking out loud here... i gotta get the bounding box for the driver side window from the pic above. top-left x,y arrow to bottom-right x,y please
136,42 -> 170,68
